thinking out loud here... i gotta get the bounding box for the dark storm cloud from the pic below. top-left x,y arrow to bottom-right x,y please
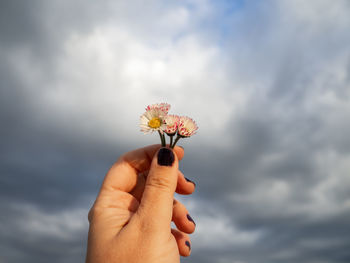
183,2 -> 350,262
0,2 -> 127,261
0,198 -> 89,263
0,61 -> 120,261
1,0 -> 350,263
180,1 -> 350,262
0,43 -> 118,212
0,0 -> 112,57
0,0 -> 140,201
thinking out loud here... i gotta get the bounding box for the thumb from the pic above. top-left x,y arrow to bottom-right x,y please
137,147 -> 178,229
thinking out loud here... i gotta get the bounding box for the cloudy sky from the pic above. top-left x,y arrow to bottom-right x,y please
1,0 -> 350,262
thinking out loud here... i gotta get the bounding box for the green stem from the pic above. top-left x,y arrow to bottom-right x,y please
162,133 -> 166,147
169,135 -> 174,148
158,131 -> 165,147
171,135 -> 181,148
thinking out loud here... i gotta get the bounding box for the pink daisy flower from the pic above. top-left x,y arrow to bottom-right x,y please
178,116 -> 198,137
164,115 -> 180,135
145,103 -> 171,114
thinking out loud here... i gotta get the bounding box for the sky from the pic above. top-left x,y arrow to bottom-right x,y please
1,0 -> 350,262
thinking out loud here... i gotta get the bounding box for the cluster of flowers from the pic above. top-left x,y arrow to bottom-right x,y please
140,103 -> 198,148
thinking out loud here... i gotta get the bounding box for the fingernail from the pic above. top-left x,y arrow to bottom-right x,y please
187,214 -> 196,226
185,177 -> 196,187
178,145 -> 184,150
157,148 -> 175,166
185,241 -> 191,251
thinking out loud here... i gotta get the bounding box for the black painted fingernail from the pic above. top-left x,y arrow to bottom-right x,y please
185,177 -> 196,187
187,214 -> 196,226
157,148 -> 175,166
185,241 -> 191,251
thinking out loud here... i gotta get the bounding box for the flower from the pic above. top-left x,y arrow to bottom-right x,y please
139,107 -> 167,134
164,115 -> 180,135
139,103 -> 198,148
177,116 -> 198,137
146,103 -> 171,114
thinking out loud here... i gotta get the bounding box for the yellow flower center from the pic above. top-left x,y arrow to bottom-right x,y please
148,117 -> 161,129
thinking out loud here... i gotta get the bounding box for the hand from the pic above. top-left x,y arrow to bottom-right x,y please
86,145 -> 196,263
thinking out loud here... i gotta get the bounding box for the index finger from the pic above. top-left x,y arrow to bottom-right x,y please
101,144 -> 184,193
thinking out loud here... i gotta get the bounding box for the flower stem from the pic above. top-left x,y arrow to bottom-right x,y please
158,131 -> 166,147
169,135 -> 174,148
171,135 -> 181,148
162,133 -> 166,147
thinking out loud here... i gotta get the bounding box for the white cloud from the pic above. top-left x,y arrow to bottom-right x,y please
179,197 -> 263,248
193,214 -> 263,248
10,203 -> 88,241
11,18 -> 247,149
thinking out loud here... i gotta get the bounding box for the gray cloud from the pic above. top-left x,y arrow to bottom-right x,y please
1,0 -> 350,263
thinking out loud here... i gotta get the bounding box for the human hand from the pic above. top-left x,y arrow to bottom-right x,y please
86,145 -> 196,263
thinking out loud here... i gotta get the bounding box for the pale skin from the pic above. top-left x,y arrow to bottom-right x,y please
86,145 -> 196,263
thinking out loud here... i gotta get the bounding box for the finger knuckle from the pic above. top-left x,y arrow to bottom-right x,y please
87,205 -> 103,223
147,175 -> 173,192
